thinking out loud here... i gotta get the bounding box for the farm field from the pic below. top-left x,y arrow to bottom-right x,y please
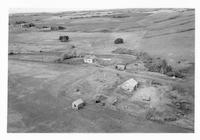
8,8 -> 194,132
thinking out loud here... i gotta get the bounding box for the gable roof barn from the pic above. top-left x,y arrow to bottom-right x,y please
121,78 -> 138,92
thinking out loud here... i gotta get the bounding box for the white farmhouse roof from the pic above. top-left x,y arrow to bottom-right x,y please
84,55 -> 96,59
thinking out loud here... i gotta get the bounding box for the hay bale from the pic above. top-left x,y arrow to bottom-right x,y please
114,38 -> 124,44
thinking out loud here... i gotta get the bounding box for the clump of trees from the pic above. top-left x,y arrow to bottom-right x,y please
145,59 -> 172,74
51,26 -> 65,31
59,36 -> 69,42
112,48 -> 185,78
22,23 -> 35,28
15,21 -> 27,24
112,14 -> 130,18
56,46 -> 86,63
144,59 -> 184,78
114,38 -> 124,44
112,48 -> 137,55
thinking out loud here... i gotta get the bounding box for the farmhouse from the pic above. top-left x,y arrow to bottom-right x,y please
83,55 -> 96,64
72,98 -> 85,110
121,78 -> 138,92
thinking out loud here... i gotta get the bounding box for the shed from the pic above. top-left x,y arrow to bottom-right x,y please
115,64 -> 126,71
121,78 -> 138,92
72,98 -> 85,110
83,55 -> 96,64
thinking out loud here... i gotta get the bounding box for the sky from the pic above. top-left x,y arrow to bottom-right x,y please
9,8 -> 81,13
9,8 -> 115,14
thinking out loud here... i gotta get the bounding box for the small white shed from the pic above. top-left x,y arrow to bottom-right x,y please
72,98 -> 85,110
121,78 -> 138,92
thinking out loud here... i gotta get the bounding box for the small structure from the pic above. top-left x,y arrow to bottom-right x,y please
115,64 -> 126,71
72,98 -> 85,110
83,55 -> 96,64
121,78 -> 138,92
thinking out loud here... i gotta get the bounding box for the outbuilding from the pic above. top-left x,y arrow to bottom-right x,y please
115,64 -> 126,71
72,98 -> 85,110
120,78 -> 138,92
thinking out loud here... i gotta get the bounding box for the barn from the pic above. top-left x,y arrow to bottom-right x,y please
121,78 -> 138,92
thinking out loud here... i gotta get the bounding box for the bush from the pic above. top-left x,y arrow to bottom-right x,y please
51,26 -> 58,31
60,50 -> 76,60
8,52 -> 15,55
22,23 -> 35,28
51,26 -> 65,31
58,26 -> 65,30
29,23 -> 35,27
15,21 -> 26,24
112,48 -> 184,78
56,48 -> 86,63
42,26 -> 49,28
165,70 -> 184,78
145,59 -> 174,75
114,38 -> 124,44
112,14 -> 130,18
112,48 -> 136,55
146,108 -> 164,123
